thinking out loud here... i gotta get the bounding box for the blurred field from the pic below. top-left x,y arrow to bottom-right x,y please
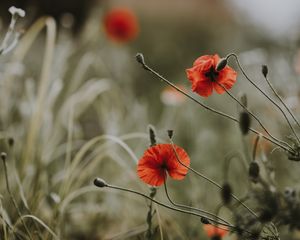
1,0 -> 300,239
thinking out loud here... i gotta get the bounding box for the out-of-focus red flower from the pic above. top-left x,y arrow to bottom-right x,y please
137,144 -> 190,186
160,85 -> 186,106
203,224 -> 228,239
186,54 -> 237,97
103,8 -> 139,43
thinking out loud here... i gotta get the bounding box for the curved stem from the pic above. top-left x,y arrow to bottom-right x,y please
264,74 -> 300,133
226,53 -> 300,145
103,184 -> 253,234
216,81 -> 293,151
136,56 -> 294,155
163,182 -> 230,226
168,139 -> 260,220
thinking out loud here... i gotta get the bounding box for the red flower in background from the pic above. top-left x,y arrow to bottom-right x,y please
186,54 -> 237,97
137,144 -> 190,186
203,224 -> 228,239
103,8 -> 139,42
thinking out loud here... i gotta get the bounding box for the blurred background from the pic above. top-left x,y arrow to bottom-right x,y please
1,0 -> 300,239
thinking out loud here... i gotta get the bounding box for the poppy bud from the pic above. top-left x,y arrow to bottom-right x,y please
149,187 -> 157,198
216,58 -> 228,71
239,93 -> 248,108
136,53 -> 145,65
239,111 -> 251,135
148,125 -> 157,147
1,152 -> 7,161
8,137 -> 14,147
221,182 -> 232,205
201,217 -> 210,224
167,129 -> 174,139
262,65 -> 268,78
258,208 -> 274,223
249,161 -> 260,181
211,236 -> 221,240
94,178 -> 108,188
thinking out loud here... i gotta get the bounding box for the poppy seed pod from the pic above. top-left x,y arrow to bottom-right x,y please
239,111 -> 251,135
216,57 -> 228,71
94,178 -> 108,188
262,65 -> 268,78
221,182 -> 232,205
249,161 -> 260,180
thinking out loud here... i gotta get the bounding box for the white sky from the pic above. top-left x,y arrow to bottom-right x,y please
228,0 -> 300,39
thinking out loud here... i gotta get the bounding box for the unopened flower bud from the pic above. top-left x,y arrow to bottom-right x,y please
135,53 -> 145,65
216,58 -> 228,71
262,65 -> 268,78
211,236 -> 221,240
249,161 -> 260,181
94,178 -> 108,188
221,182 -> 232,205
1,152 -> 7,161
239,93 -> 248,108
201,217 -> 210,224
239,111 -> 251,135
8,137 -> 14,147
148,125 -> 157,147
167,130 -> 174,139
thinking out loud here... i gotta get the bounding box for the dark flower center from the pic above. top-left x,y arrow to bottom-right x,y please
205,66 -> 219,82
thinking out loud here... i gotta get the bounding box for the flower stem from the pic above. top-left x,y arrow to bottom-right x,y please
168,140 -> 260,221
136,53 -> 294,155
226,53 -> 300,145
216,81 -> 294,152
163,181 -> 230,226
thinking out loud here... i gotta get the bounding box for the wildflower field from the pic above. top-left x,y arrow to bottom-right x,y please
1,0 -> 300,239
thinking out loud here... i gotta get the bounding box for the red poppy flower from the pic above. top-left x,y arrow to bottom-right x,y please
203,224 -> 228,239
186,54 -> 237,97
103,8 -> 139,43
137,144 -> 190,186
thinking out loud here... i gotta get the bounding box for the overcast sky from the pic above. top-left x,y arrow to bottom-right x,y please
228,0 -> 300,39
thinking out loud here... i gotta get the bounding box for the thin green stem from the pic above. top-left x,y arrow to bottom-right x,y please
226,53 -> 300,145
136,55 -> 294,155
216,81 -> 293,152
104,184 -> 249,233
163,182 -> 230,226
168,140 -> 260,220
264,74 -> 300,133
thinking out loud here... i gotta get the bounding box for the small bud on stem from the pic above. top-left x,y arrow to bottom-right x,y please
94,178 -> 108,188
261,65 -> 268,78
1,152 -> 7,161
167,130 -> 174,139
136,53 -> 145,66
216,58 -> 228,71
239,111 -> 251,135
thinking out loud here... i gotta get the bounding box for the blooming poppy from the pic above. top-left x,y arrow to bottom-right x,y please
186,54 -> 237,97
137,144 -> 190,186
103,8 -> 139,43
203,224 -> 228,239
